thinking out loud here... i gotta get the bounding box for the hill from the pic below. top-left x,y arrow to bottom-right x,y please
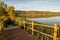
15,11 -> 60,18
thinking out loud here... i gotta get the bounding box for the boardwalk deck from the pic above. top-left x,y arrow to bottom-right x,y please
3,27 -> 40,40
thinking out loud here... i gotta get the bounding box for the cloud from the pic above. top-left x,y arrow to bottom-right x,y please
0,0 -> 60,12
10,3 -> 31,10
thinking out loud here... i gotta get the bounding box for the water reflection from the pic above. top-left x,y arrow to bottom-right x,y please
27,16 -> 60,26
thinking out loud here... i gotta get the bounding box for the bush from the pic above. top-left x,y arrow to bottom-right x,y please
3,18 -> 15,28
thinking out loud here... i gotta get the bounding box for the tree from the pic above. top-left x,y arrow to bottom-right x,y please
0,1 -> 7,16
0,1 -> 4,7
6,6 -> 15,20
6,6 -> 14,15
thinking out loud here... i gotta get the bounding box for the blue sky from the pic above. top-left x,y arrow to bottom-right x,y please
0,0 -> 60,12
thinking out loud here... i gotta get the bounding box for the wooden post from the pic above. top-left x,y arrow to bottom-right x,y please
0,23 -> 2,30
32,21 -> 34,35
0,23 -> 3,31
0,22 -> 4,34
23,21 -> 25,30
53,23 -> 58,40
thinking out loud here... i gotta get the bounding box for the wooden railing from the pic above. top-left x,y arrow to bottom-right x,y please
0,22 -> 4,40
23,21 -> 60,40
0,21 -> 60,40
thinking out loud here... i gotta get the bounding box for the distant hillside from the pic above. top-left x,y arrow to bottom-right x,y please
15,10 -> 60,18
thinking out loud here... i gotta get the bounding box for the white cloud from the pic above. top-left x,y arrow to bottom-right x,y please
10,3 -> 31,10
3,0 -> 60,12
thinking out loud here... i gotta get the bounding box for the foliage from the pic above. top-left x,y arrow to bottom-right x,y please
0,2 -> 7,16
15,11 -> 60,18
3,18 -> 15,28
6,6 -> 15,16
0,1 -> 15,27
15,17 -> 28,26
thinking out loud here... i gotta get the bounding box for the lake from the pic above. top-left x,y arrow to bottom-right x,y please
27,16 -> 60,26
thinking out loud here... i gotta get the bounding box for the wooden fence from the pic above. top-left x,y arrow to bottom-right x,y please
23,21 -> 60,40
0,20 -> 60,40
0,22 -> 4,40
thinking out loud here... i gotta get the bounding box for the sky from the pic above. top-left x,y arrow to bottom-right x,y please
0,0 -> 60,12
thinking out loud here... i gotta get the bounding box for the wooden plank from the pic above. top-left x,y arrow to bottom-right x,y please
34,23 -> 54,28
25,22 -> 59,29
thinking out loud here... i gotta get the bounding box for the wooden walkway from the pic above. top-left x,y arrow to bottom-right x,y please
3,27 -> 40,40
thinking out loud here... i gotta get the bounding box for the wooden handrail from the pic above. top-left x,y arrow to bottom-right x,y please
25,22 -> 59,29
34,23 -> 54,28
25,27 -> 59,40
23,21 -> 59,40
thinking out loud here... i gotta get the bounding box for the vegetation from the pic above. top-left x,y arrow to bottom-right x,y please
0,1 -> 29,27
0,1 -> 15,40
15,11 -> 60,18
3,18 -> 15,28
0,1 -> 16,27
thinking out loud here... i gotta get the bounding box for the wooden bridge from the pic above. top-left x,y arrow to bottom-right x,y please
3,26 -> 40,40
0,21 -> 60,40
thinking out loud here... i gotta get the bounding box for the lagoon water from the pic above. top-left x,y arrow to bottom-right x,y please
27,16 -> 60,26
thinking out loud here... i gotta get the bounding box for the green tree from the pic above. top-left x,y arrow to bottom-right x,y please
6,6 -> 15,16
0,1 -> 7,16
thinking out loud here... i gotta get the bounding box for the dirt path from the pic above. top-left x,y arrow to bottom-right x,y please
3,27 -> 40,40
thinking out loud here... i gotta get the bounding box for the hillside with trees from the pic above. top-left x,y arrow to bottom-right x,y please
15,11 -> 60,18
